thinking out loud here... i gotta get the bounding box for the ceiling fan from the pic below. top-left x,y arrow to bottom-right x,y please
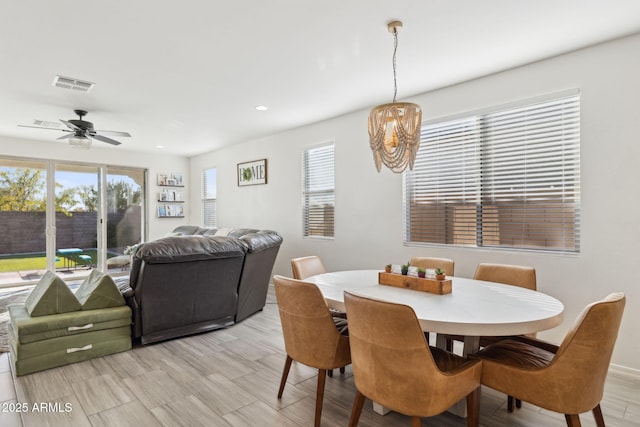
19,109 -> 131,148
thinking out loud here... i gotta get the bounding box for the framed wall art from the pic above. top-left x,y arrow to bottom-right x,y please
237,159 -> 267,186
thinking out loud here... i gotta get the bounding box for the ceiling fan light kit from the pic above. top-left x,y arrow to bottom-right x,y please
368,20 -> 422,173
68,135 -> 92,149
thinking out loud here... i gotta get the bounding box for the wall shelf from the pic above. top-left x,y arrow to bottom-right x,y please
157,172 -> 185,217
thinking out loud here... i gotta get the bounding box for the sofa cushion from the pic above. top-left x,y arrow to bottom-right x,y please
133,235 -> 248,264
9,304 -> 132,344
169,225 -> 202,236
214,227 -> 232,236
9,326 -> 131,376
74,270 -> 126,310
227,228 -> 259,238
24,271 -> 81,317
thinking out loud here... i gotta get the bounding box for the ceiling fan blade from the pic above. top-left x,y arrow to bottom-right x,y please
94,130 -> 131,137
18,124 -> 67,131
57,133 -> 73,140
91,134 -> 122,146
60,119 -> 81,131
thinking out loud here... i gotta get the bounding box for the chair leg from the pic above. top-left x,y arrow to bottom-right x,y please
592,404 -> 605,427
327,369 -> 333,377
340,366 -> 345,374
516,398 -> 522,408
348,390 -> 366,427
466,386 -> 481,427
315,369 -> 327,427
277,355 -> 293,398
411,416 -> 421,427
507,395 -> 514,412
564,414 -> 582,427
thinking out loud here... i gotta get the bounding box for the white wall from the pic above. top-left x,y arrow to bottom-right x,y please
0,137 -> 189,240
190,33 -> 640,374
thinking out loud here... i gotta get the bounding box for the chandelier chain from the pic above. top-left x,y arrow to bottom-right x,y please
392,27 -> 398,103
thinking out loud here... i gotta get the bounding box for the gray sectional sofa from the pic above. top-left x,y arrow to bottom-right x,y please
119,227 -> 282,344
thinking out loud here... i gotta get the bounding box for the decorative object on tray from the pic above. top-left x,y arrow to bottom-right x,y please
401,261 -> 410,275
378,271 -> 452,295
384,264 -> 392,273
435,267 -> 446,281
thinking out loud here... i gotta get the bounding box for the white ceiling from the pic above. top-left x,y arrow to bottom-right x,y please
1,0 -> 640,157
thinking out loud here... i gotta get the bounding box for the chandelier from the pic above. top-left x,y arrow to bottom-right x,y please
368,20 -> 422,173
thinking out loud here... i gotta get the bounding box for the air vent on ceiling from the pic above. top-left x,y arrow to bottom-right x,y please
52,75 -> 95,92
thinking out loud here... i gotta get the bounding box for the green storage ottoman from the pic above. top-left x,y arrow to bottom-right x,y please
8,305 -> 132,376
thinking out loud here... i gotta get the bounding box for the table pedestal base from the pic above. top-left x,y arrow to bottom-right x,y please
372,402 -> 390,415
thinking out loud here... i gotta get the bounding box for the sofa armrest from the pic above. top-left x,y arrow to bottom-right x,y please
240,230 -> 283,253
113,276 -> 135,298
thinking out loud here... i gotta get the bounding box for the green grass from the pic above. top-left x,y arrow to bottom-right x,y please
0,251 -> 100,273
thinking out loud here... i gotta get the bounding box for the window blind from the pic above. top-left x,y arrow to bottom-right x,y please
203,167 -> 217,228
303,143 -> 335,238
404,93 -> 580,252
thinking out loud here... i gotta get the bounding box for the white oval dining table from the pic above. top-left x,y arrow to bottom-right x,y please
305,269 -> 565,355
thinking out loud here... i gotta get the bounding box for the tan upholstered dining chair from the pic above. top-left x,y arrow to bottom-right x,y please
410,256 -> 455,276
474,292 -> 625,427
445,263 -> 537,347
444,262 -> 537,410
292,255 -> 347,328
291,255 -> 326,280
273,275 -> 351,427
474,263 -> 538,341
473,262 -> 536,291
344,291 -> 482,427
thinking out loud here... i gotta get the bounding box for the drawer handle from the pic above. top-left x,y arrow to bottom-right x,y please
68,323 -> 94,331
67,344 -> 92,353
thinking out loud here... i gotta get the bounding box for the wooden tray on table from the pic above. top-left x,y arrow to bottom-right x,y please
378,272 -> 452,295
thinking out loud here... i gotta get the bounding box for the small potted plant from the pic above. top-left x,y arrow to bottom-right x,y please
384,264 -> 392,273
417,267 -> 426,278
435,267 -> 446,280
401,262 -> 410,275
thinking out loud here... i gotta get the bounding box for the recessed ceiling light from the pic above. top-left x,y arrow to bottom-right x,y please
156,145 -> 164,149
255,105 -> 268,111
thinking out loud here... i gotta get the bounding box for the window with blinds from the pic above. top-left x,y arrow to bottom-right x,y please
404,92 -> 580,253
303,143 -> 335,238
203,167 -> 217,228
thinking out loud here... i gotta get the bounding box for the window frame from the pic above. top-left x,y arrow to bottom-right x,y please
202,167 -> 217,228
302,141 -> 335,239
403,90 -> 581,254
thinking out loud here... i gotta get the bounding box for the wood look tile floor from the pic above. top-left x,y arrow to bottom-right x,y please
1,287 -> 639,426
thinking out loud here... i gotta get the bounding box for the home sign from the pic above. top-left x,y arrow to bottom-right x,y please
237,159 -> 267,186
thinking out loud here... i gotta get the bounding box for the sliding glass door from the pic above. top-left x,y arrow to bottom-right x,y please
0,159 -> 48,282
0,156 -> 146,287
105,167 -> 144,270
54,163 -> 100,278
